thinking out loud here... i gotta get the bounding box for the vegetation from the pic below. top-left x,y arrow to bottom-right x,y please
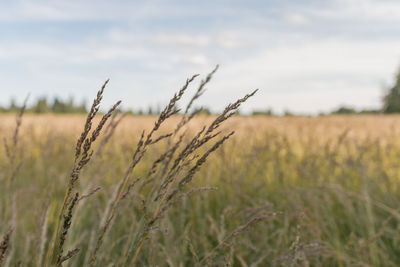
0,69 -> 274,266
252,108 -> 274,116
331,106 -> 357,114
0,97 -> 87,114
384,70 -> 400,113
2,111 -> 400,266
2,67 -> 400,117
2,68 -> 400,266
1,67 -> 400,116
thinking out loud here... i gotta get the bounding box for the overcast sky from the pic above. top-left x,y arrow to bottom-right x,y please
1,0 -> 400,114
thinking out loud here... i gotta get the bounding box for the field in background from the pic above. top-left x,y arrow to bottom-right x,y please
1,114 -> 400,266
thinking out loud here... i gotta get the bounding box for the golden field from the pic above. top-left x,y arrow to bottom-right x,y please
1,114 -> 400,266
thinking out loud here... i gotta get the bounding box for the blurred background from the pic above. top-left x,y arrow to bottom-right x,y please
4,2 -> 400,266
1,0 -> 400,114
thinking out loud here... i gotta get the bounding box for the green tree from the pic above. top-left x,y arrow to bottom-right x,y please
252,108 -> 273,116
76,100 -> 87,113
52,98 -> 66,113
34,97 -> 50,113
332,106 -> 356,114
193,107 -> 212,115
384,70 -> 400,113
9,98 -> 18,112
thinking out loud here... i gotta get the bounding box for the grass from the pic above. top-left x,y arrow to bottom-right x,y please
1,72 -> 400,266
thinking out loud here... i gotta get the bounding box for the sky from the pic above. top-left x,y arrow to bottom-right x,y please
1,0 -> 400,114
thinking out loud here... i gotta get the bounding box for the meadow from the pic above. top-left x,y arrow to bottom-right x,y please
1,98 -> 400,265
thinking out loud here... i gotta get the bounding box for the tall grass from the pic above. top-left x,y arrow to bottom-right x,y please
1,71 -> 400,265
1,68 -> 284,266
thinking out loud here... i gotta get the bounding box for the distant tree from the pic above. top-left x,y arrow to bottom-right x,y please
125,109 -> 134,115
9,98 -> 18,112
52,98 -> 66,113
332,106 -> 356,114
155,104 -> 161,114
192,107 -> 212,115
33,97 -> 50,113
49,97 -> 86,113
252,108 -> 273,116
383,70 -> 400,113
283,109 -> 293,116
201,108 -> 212,115
66,97 -> 74,113
359,109 -> 380,114
76,100 -> 87,113
0,96 -> 87,113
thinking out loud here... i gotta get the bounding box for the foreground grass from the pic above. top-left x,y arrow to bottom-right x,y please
1,114 -> 400,266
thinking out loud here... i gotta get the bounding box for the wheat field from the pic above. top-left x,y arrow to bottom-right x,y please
1,110 -> 400,266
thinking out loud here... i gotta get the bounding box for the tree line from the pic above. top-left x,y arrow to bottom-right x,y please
2,69 -> 400,115
328,70 -> 400,115
0,96 -> 213,115
253,68 -> 400,116
0,97 -> 87,114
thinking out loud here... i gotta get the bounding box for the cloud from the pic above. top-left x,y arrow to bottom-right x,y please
0,1 -> 94,21
341,0 -> 400,20
301,0 -> 400,22
284,12 -> 310,25
153,34 -> 211,47
1,0 -> 400,113
202,37 -> 400,113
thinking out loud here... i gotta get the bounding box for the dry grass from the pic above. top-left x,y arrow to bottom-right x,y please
0,69 -> 268,266
1,74 -> 400,266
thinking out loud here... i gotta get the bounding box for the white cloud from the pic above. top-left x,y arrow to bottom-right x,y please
344,0 -> 400,20
302,0 -> 400,22
180,54 -> 210,66
153,34 -> 211,47
284,12 -> 310,25
216,32 -> 247,49
202,37 -> 400,113
1,0 -> 400,113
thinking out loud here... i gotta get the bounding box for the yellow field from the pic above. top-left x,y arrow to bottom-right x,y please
3,114 -> 400,141
1,114 -> 400,266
